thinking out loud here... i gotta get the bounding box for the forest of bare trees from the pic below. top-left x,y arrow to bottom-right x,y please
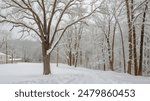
0,0 -> 150,76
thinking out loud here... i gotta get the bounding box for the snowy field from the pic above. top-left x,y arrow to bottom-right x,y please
0,63 -> 150,84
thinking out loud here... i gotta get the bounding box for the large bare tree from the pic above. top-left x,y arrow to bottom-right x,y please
0,0 -> 99,75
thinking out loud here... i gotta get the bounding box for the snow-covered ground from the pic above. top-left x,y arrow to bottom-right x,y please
0,63 -> 150,84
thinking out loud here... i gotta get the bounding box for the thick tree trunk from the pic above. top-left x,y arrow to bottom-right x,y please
42,43 -> 51,75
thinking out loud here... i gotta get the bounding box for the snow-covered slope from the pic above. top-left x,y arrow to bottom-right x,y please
0,63 -> 150,84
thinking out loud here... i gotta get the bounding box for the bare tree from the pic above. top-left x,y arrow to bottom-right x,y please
94,6 -> 114,70
131,0 -> 138,75
0,0 -> 99,75
94,0 -> 125,71
138,0 -> 149,75
125,0 -> 133,74
63,23 -> 83,67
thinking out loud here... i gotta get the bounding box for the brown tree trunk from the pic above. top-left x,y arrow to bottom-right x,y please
74,53 -> 78,67
107,38 -> 113,71
72,53 -> 75,66
138,1 -> 148,76
131,0 -> 138,76
105,33 -> 113,71
102,43 -> 106,71
80,51 -> 82,66
125,0 -> 133,74
133,25 -> 138,75
104,63 -> 106,71
108,20 -> 113,71
42,42 -> 51,75
69,51 -> 72,66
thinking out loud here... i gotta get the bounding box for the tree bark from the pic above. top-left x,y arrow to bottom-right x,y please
42,42 -> 51,75
133,26 -> 138,75
138,1 -> 148,76
69,51 -> 72,66
108,20 -> 113,71
131,0 -> 138,76
80,51 -> 82,66
125,0 -> 133,74
104,31 -> 113,70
